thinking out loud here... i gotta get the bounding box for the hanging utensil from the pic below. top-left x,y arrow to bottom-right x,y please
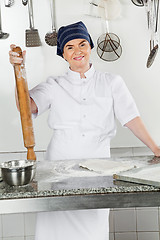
22,0 -> 28,6
144,0 -> 150,29
155,0 -> 159,31
45,0 -> 57,46
98,0 -> 121,48
146,44 -> 158,67
97,32 -> 120,51
97,38 -> 122,61
146,0 -> 159,68
25,0 -> 41,47
97,0 -> 122,61
131,0 -> 144,7
0,2 -> 9,39
4,0 -> 14,7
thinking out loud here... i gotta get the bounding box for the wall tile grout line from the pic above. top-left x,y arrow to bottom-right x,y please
158,207 -> 160,240
135,208 -> 138,240
0,215 -> 3,239
113,210 -> 115,240
112,209 -> 115,240
23,213 -> 26,238
114,230 -> 160,233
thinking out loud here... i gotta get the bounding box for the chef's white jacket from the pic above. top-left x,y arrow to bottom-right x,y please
30,64 -> 139,161
30,64 -> 139,240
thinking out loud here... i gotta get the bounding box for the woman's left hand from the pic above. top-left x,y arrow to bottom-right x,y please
153,147 -> 160,157
125,117 -> 160,158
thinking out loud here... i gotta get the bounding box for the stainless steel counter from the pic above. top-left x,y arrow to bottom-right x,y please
0,156 -> 160,214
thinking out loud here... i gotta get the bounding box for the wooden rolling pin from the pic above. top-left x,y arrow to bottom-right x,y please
13,46 -> 36,160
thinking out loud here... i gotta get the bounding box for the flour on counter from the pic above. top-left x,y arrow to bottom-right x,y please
36,158 -> 140,183
79,159 -> 136,175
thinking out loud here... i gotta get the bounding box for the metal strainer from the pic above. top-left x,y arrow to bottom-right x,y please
97,0 -> 122,61
97,38 -> 122,61
97,32 -> 120,52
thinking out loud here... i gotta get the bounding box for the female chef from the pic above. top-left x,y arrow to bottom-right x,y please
9,21 -> 160,240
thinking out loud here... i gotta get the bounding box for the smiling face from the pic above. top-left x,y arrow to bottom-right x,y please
63,38 -> 91,74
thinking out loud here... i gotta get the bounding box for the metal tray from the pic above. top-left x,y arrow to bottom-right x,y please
113,164 -> 160,187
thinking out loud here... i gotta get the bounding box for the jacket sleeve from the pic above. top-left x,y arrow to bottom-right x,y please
111,75 -> 140,126
29,77 -> 54,118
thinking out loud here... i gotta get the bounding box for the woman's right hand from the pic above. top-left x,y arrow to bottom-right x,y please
10,44 -> 38,114
9,44 -> 26,66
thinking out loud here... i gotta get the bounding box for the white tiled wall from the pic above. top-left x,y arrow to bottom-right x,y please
109,207 -> 160,240
110,147 -> 159,240
0,151 -> 43,240
0,147 -> 159,240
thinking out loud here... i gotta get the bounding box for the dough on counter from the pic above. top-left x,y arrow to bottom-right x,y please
79,159 -> 135,175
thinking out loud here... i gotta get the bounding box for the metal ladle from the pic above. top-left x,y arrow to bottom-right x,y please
0,2 -> 9,39
45,0 -> 57,46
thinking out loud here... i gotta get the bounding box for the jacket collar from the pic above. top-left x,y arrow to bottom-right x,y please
65,64 -> 95,85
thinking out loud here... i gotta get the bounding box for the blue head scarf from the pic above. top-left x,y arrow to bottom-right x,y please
57,21 -> 94,57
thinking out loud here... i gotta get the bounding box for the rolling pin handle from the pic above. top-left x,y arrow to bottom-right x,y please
27,147 -> 36,161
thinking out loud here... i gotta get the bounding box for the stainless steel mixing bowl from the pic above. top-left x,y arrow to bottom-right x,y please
1,160 -> 36,186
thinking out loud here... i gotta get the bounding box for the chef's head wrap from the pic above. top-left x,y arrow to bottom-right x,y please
57,21 -> 94,57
